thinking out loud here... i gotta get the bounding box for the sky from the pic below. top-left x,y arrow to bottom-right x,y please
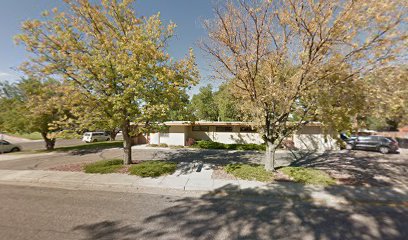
0,0 -> 218,95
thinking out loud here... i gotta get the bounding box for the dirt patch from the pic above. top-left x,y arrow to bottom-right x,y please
49,163 -> 85,172
212,166 -> 237,180
116,165 -> 131,174
274,170 -> 293,182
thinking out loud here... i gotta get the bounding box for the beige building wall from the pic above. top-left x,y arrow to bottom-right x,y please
293,126 -> 339,151
150,123 -> 339,151
149,126 -> 187,146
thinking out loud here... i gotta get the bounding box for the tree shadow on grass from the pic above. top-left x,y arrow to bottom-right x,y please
73,183 -> 408,240
133,148 -> 296,175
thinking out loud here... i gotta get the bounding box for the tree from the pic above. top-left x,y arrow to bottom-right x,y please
16,0 -> 198,164
0,78 -> 68,150
363,65 -> 408,131
191,84 -> 219,121
214,82 -> 241,121
56,84 -> 122,140
166,90 -> 195,121
190,83 -> 241,121
202,0 -> 406,170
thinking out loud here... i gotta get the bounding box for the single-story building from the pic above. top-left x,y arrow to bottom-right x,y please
148,121 -> 339,151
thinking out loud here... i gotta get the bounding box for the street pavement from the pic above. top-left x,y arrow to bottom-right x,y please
0,146 -> 407,239
0,184 -> 407,240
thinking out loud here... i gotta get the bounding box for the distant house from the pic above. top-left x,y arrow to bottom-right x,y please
148,121 -> 339,151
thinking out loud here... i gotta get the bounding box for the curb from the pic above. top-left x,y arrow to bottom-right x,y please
0,170 -> 407,205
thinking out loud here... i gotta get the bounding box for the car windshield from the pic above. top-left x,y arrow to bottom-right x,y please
84,133 -> 91,137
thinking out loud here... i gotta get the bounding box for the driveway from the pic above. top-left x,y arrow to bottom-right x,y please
290,149 -> 408,188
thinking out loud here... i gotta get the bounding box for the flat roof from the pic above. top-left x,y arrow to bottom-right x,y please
161,121 -> 323,127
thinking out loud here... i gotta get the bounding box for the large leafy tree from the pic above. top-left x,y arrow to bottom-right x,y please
214,82 -> 241,121
191,84 -> 219,121
16,0 -> 198,164
190,83 -> 241,121
203,0 -> 406,170
0,78 -> 68,150
363,65 -> 408,131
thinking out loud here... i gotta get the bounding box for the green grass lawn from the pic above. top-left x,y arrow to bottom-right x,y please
225,163 -> 274,182
129,160 -> 177,177
193,140 -> 266,151
279,167 -> 336,186
84,159 -> 124,174
53,141 -> 123,152
6,132 -> 43,140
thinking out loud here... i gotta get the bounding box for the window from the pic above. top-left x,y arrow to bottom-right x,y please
0,140 -> 9,145
240,126 -> 256,133
192,126 -> 209,131
215,126 -> 233,132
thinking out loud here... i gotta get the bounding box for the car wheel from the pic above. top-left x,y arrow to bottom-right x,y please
379,146 -> 389,154
11,147 -> 20,152
93,139 -> 98,143
345,144 -> 353,150
106,138 -> 110,141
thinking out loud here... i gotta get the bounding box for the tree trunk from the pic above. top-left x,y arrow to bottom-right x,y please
110,130 -> 118,141
41,132 -> 56,150
265,141 -> 277,171
122,121 -> 132,165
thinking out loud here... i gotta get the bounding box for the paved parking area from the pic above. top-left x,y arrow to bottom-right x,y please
291,149 -> 408,188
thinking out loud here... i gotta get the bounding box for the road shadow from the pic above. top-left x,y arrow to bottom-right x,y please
72,183 -> 408,240
73,220 -> 142,240
289,150 -> 408,187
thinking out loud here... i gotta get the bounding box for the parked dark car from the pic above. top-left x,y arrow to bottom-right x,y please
344,135 -> 399,154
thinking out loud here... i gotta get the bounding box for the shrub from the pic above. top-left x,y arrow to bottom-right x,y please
195,140 -> 226,149
225,163 -> 274,182
280,167 -> 336,185
149,144 -> 159,147
158,143 -> 168,147
129,160 -> 177,177
84,159 -> 123,174
194,140 -> 265,151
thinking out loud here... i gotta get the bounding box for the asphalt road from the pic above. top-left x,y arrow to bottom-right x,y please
0,184 -> 407,240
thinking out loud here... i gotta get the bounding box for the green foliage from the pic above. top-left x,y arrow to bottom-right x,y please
194,140 -> 265,151
214,83 -> 241,121
158,143 -> 168,147
0,78 -> 70,150
129,160 -> 177,177
167,91 -> 195,121
280,167 -> 336,186
191,85 -> 219,121
53,141 -> 123,152
15,0 -> 198,163
225,163 -> 274,182
190,83 -> 241,121
84,159 -> 123,174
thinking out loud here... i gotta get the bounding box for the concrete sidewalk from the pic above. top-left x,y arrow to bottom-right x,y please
0,169 -> 407,206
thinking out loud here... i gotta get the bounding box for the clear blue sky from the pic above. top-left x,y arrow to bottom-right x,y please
0,0 -> 217,95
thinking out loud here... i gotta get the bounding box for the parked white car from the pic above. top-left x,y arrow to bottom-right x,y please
82,132 -> 110,143
0,140 -> 21,153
